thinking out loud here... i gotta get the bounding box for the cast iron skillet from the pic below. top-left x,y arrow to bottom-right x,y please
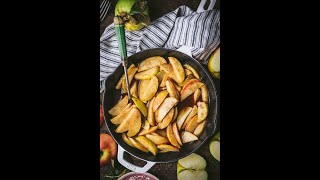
102,48 -> 218,164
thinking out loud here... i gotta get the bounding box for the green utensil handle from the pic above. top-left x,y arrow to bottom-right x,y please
114,24 -> 127,60
114,16 -> 132,101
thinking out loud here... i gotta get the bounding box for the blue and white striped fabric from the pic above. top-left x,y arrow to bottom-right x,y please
100,6 -> 220,92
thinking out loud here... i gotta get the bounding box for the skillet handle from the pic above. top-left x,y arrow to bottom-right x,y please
197,0 -> 216,13
177,0 -> 217,58
176,46 -> 193,57
117,145 -> 156,173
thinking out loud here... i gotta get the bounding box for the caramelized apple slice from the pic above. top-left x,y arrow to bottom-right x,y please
200,85 -> 209,102
127,110 -> 142,137
155,97 -> 178,122
193,88 -> 201,103
130,79 -> 138,98
176,107 -> 193,130
138,126 -> 158,136
172,122 -> 182,146
122,133 -> 134,147
158,108 -> 174,129
183,64 -> 200,79
139,76 -> 159,101
185,115 -> 199,133
115,64 -> 136,89
193,120 -> 206,136
197,102 -> 208,123
181,131 -> 198,143
166,79 -> 180,99
135,136 -> 158,155
146,133 -> 169,145
167,123 -> 180,148
168,57 -> 185,84
157,144 -> 179,152
152,90 -> 168,112
129,137 -> 149,152
110,103 -> 132,125
147,97 -> 156,126
182,105 -> 198,129
155,129 -> 167,138
180,79 -> 204,102
122,67 -> 138,93
138,56 -> 167,72
108,95 -> 129,116
115,108 -> 139,133
134,66 -> 160,80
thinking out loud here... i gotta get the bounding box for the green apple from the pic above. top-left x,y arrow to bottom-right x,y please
209,141 -> 220,162
177,163 -> 185,174
115,0 -> 150,31
208,48 -> 220,79
178,170 -> 208,180
209,131 -> 220,161
177,153 -> 208,180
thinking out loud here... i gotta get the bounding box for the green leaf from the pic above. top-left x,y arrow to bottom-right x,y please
104,159 -> 128,179
104,169 -> 129,179
130,0 -> 148,14
118,169 -> 129,177
111,159 -> 115,168
133,13 -> 150,26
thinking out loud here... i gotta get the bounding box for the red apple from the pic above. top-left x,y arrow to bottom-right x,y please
100,133 -> 117,166
100,104 -> 104,127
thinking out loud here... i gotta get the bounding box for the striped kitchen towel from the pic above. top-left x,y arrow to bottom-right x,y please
100,5 -> 220,92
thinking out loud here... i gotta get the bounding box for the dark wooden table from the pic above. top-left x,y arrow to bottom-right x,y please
100,0 -> 220,179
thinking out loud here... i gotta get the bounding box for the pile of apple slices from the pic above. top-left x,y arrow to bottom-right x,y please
108,56 -> 209,155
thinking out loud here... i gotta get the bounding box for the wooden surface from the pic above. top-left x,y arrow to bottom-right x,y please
100,0 -> 220,179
